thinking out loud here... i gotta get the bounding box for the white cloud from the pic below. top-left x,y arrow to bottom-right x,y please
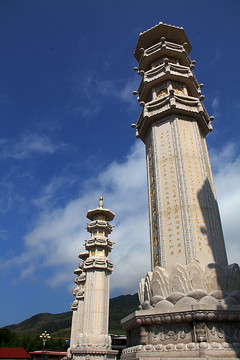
209,142 -> 240,264
20,265 -> 36,280
2,140 -> 239,297
0,132 -> 65,159
2,141 -> 149,295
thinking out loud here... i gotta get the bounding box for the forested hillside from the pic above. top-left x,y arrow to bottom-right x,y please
0,293 -> 138,349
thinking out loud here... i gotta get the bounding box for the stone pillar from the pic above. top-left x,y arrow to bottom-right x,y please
132,24 -> 227,270
69,197 -> 117,360
145,114 -> 228,269
69,300 -> 78,349
121,22 -> 240,360
74,268 -> 85,344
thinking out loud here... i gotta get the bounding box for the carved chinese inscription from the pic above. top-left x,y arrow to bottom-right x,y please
180,122 -> 212,260
156,123 -> 185,267
147,139 -> 159,268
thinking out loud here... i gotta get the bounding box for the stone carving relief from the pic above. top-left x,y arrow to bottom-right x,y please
149,324 -> 192,344
122,340 -> 240,356
76,333 -> 111,350
139,272 -> 153,306
139,260 -> 240,310
194,321 -> 207,342
208,322 -> 240,343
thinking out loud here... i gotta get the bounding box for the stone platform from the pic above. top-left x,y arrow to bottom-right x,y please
121,261 -> 240,358
121,304 -> 240,359
70,348 -> 118,360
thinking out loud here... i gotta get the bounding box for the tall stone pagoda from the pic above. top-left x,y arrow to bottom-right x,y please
121,22 -> 240,359
68,197 -> 117,360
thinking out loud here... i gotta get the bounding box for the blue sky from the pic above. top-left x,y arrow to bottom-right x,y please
0,0 -> 240,328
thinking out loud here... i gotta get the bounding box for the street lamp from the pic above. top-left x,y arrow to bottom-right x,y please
39,331 -> 51,360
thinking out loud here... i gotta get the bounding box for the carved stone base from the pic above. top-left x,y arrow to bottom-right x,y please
70,348 -> 118,360
75,334 -> 112,348
139,261 -> 240,309
121,343 -> 240,359
68,333 -> 118,360
120,305 -> 240,359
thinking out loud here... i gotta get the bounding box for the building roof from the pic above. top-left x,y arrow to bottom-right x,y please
86,207 -> 115,221
29,351 -> 67,356
134,22 -> 192,61
0,348 -> 31,359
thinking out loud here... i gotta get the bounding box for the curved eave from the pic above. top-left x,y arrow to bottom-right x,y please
134,22 -> 192,62
139,45 -> 191,71
78,251 -> 89,260
74,268 -> 83,275
76,292 -> 84,300
75,277 -> 85,284
85,239 -> 113,251
138,71 -> 200,102
86,236 -> 113,244
135,96 -> 212,141
86,207 -> 115,221
83,258 -> 114,272
87,222 -> 113,233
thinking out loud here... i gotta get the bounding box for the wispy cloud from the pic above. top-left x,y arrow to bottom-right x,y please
0,94 -> 11,104
0,132 -> 65,159
0,139 -> 7,146
0,169 -> 29,214
70,71 -> 139,118
208,47 -> 222,67
70,103 -> 101,119
212,95 -> 219,115
33,175 -> 77,208
75,70 -> 95,98
72,70 -> 139,105
96,75 -> 139,106
0,229 -> 10,241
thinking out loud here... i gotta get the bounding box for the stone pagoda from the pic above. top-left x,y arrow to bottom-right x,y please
121,22 -> 240,359
68,197 -> 117,360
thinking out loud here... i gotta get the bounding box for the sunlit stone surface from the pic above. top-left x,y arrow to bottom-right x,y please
121,22 -> 240,360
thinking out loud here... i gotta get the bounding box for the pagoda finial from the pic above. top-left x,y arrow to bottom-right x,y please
99,196 -> 104,208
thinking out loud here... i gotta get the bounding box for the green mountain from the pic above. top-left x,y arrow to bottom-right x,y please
6,312 -> 72,338
4,294 -> 139,337
109,293 -> 139,334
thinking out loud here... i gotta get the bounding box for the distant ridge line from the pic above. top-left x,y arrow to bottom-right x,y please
3,293 -> 139,337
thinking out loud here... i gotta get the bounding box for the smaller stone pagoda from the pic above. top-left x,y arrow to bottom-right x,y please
68,197 -> 117,360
